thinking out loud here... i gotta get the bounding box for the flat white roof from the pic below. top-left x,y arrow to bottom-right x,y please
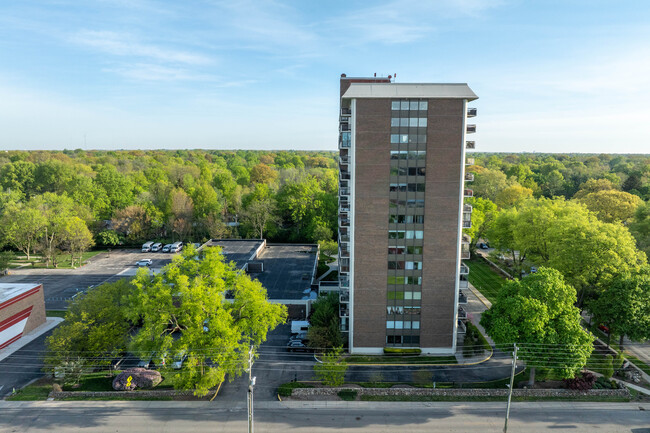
0,283 -> 41,304
343,83 -> 478,101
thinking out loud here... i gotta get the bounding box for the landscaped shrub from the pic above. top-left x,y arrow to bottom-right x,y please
112,368 -> 162,390
337,390 -> 357,401
602,355 -> 614,379
564,372 -> 596,390
383,347 -> 421,355
593,376 -> 618,389
277,382 -> 313,397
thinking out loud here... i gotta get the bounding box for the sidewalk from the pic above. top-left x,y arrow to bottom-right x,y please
0,317 -> 63,362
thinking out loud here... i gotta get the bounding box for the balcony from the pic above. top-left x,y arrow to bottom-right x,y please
339,276 -> 349,288
460,263 -> 469,275
340,132 -> 351,148
461,244 -> 471,259
467,107 -> 477,117
464,173 -> 474,182
466,124 -> 476,134
341,107 -> 351,117
340,305 -> 349,317
339,246 -> 350,258
464,189 -> 474,198
463,204 -> 473,213
458,307 -> 467,320
340,218 -> 350,227
339,156 -> 349,165
457,320 -> 466,334
341,321 -> 349,332
339,289 -> 350,303
458,290 -> 468,304
462,233 -> 472,244
340,123 -> 351,133
459,279 -> 469,289
466,141 -> 475,150
462,220 -> 472,229
340,171 -> 351,181
340,187 -> 350,196
339,232 -> 350,243
466,157 -> 475,166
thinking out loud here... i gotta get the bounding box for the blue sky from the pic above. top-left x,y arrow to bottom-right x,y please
0,0 -> 649,153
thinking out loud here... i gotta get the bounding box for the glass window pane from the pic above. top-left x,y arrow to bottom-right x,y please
413,292 -> 421,300
418,118 -> 427,127
391,118 -> 400,127
395,321 -> 403,329
409,118 -> 418,127
400,118 -> 408,127
400,134 -> 409,143
401,101 -> 409,110
419,101 -> 428,110
386,321 -> 395,329
404,291 -> 413,300
412,321 -> 420,329
410,101 -> 419,110
391,101 -> 401,110
391,134 -> 399,143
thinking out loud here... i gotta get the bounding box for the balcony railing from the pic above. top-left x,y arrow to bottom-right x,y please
466,157 -> 475,166
340,265 -> 350,273
460,263 -> 469,275
461,247 -> 470,260
464,173 -> 474,182
464,189 -> 474,198
339,232 -> 350,243
463,204 -> 473,213
458,290 -> 468,304
467,107 -> 477,117
466,141 -> 475,149
457,320 -> 466,334
339,205 -> 350,214
462,220 -> 472,229
340,172 -> 350,181
340,305 -> 349,317
341,107 -> 351,117
339,289 -> 350,303
340,187 -> 350,196
458,307 -> 467,320
459,279 -> 469,289
462,233 -> 471,244
340,218 -> 350,227
340,123 -> 350,132
341,321 -> 349,332
466,124 -> 476,134
340,132 -> 351,148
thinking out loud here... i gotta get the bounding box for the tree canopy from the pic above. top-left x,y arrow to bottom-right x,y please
126,245 -> 287,396
480,268 -> 594,383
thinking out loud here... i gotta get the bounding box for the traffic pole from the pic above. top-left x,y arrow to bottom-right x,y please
503,343 -> 518,433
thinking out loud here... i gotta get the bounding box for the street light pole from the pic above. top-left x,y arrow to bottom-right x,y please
503,343 -> 518,433
247,346 -> 256,433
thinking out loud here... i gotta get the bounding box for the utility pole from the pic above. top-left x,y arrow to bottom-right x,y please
247,346 -> 256,433
503,343 -> 518,433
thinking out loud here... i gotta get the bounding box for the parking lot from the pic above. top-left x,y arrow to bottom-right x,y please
0,249 -> 174,310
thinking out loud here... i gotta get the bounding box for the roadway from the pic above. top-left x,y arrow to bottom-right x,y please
0,401 -> 648,432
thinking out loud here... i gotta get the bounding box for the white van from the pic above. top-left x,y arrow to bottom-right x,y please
170,242 -> 183,253
151,242 -> 163,252
291,320 -> 309,335
142,241 -> 154,252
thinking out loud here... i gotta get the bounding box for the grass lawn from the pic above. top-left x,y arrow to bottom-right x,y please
344,355 -> 457,365
63,371 -> 116,392
11,250 -> 107,270
6,377 -> 53,401
588,325 -> 650,376
46,310 -> 67,318
466,257 -> 509,303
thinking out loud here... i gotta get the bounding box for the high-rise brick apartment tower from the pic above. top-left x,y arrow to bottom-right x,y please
337,74 -> 477,354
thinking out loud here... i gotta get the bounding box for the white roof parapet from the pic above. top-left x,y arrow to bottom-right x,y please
343,83 -> 478,101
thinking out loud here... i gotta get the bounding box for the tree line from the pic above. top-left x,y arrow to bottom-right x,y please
0,149 -> 339,266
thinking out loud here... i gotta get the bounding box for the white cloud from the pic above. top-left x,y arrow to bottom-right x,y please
71,30 -> 212,65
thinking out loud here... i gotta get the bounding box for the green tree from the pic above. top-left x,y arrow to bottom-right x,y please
464,196 -> 497,242
572,178 -> 617,199
480,268 -> 594,384
0,251 -> 14,274
241,198 -> 279,239
630,201 -> 650,257
471,168 -> 509,201
588,267 -> 650,348
314,346 -> 347,386
44,279 -> 133,376
494,184 -> 533,209
96,230 -> 121,247
126,245 -> 287,397
0,202 -> 46,260
61,216 -> 95,267
577,190 -> 641,223
307,292 -> 342,349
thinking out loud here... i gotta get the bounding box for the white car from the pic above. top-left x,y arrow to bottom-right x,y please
136,259 -> 152,267
151,243 -> 163,252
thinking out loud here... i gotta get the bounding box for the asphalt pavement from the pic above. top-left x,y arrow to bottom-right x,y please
0,401 -> 648,432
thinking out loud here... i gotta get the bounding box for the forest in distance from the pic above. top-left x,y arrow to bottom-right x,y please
0,149 -> 648,267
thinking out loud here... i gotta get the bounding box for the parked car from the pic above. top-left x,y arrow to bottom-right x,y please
172,350 -> 187,369
151,242 -> 163,252
142,241 -> 154,252
598,324 -> 610,335
136,259 -> 152,267
286,341 -> 312,352
479,242 -> 489,249
162,244 -> 172,253
170,242 -> 183,253
137,352 -> 156,368
530,266 -> 538,273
